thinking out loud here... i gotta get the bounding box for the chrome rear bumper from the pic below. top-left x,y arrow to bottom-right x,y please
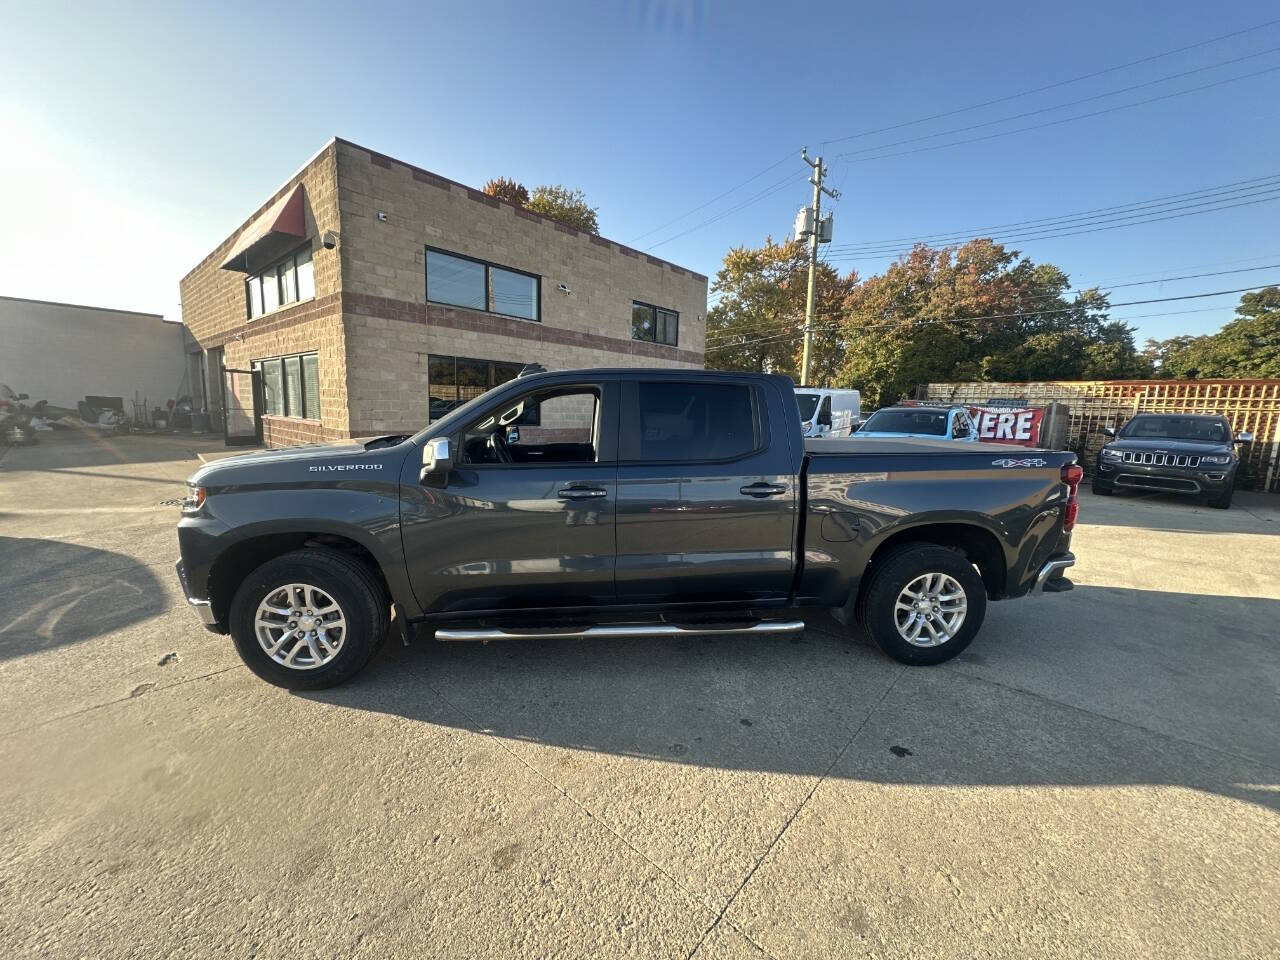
1032,552 -> 1076,594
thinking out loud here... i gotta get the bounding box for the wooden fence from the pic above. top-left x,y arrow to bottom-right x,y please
917,379 -> 1280,492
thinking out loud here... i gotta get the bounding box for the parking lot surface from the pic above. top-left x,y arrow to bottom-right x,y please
2,432 -> 1278,958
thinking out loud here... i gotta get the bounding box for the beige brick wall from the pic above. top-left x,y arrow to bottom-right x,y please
179,143 -> 351,439
334,140 -> 708,436
180,137 -> 710,444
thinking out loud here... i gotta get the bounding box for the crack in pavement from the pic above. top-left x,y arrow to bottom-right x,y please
683,666 -> 908,960
421,671 -> 783,960
5,665 -> 244,736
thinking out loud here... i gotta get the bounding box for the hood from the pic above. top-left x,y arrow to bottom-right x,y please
188,438 -> 389,485
1106,436 -> 1232,455
853,430 -> 952,441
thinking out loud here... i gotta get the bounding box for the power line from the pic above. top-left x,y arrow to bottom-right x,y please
822,18 -> 1280,145
826,172 -> 1280,252
625,21 -> 1280,257
835,45 -> 1280,160
833,63 -> 1280,165
643,172 -> 800,250
625,153 -> 794,246
705,282 -> 1279,349
705,260 -> 1280,344
824,190 -> 1280,261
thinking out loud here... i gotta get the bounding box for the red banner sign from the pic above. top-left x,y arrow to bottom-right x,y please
967,405 -> 1045,446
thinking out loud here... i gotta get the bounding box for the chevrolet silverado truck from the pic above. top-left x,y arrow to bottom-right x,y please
1093,413 -> 1253,509
176,368 -> 1081,689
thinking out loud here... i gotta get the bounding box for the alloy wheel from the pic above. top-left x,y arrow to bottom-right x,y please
254,582 -> 347,669
893,572 -> 967,647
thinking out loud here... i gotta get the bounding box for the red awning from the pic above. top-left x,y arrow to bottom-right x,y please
220,184 -> 307,271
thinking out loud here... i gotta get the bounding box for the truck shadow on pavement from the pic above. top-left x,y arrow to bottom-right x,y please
0,536 -> 167,661
310,585 -> 1280,813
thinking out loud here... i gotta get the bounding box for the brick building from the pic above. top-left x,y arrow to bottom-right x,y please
180,138 -> 707,447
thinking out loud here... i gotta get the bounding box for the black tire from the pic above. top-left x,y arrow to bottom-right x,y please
1207,481 -> 1234,510
855,543 -> 987,666
1091,480 -> 1113,496
228,548 -> 389,690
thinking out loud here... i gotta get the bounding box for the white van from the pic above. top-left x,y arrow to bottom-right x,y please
795,387 -> 861,438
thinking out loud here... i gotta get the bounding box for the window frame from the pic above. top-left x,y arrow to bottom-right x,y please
425,245 -> 542,323
631,300 -> 679,347
251,351 -> 320,421
619,378 -> 767,465
245,242 -> 317,321
458,384 -> 609,468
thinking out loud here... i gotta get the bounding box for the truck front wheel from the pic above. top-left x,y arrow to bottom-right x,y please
228,548 -> 389,690
855,544 -> 987,666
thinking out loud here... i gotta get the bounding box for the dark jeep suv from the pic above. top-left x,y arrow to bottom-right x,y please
1093,413 -> 1252,509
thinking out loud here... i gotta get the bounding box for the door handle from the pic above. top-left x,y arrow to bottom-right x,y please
558,486 -> 607,500
740,482 -> 788,497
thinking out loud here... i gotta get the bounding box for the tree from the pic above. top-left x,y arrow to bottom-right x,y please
527,184 -> 599,234
704,239 -> 856,381
482,177 -> 529,206
1143,287 -> 1280,378
836,239 -> 1140,407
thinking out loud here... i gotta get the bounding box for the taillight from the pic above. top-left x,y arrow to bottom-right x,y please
1061,463 -> 1083,531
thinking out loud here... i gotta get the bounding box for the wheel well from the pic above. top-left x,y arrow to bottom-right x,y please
207,533 -> 390,626
862,523 -> 1007,601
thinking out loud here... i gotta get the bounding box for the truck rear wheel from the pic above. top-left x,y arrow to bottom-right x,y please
855,543 -> 986,666
228,548 -> 389,690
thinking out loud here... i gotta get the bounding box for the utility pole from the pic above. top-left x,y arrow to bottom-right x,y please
797,147 -> 839,386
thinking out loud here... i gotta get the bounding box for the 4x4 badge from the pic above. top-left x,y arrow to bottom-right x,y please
992,457 -> 1047,468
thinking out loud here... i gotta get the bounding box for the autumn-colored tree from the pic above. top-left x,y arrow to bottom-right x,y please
527,184 -> 599,234
837,240 -> 1146,407
482,177 -> 530,206
704,239 -> 856,382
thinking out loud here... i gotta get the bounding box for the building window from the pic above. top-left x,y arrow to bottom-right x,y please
631,301 -> 679,346
426,247 -> 540,322
252,351 -> 320,420
246,244 -> 315,320
428,354 -> 533,422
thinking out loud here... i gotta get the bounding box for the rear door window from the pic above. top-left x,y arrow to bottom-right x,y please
630,382 -> 760,462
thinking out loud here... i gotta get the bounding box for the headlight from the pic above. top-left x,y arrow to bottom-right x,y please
1100,448 -> 1122,461
1200,454 -> 1231,465
181,484 -> 206,514
802,421 -> 813,431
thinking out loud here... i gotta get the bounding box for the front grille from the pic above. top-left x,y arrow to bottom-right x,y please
1120,450 -> 1200,468
1116,474 -> 1200,493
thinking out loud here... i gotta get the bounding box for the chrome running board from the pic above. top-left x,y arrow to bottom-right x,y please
434,619 -> 806,642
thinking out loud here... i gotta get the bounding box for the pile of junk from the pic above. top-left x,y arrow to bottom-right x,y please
1,383 -> 210,445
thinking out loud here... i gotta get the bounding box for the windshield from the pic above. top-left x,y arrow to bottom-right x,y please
1119,416 -> 1229,442
796,393 -> 820,420
860,408 -> 948,436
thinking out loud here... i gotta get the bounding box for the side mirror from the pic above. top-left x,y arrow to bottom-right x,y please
817,411 -> 832,427
1103,426 -> 1115,437
420,437 -> 452,480
1235,431 -> 1254,444
506,426 -> 520,444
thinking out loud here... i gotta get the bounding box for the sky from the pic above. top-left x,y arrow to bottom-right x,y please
1,0 -> 1278,345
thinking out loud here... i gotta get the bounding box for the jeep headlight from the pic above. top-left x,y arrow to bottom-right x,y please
1200,454 -> 1231,466
1100,447 -> 1122,461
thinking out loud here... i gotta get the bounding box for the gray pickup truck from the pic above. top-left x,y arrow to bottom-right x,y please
176,368 -> 1080,689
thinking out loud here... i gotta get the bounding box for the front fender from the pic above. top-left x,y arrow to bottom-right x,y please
177,478 -> 420,617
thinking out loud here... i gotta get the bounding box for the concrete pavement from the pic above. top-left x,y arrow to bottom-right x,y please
1,432 -> 1277,958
